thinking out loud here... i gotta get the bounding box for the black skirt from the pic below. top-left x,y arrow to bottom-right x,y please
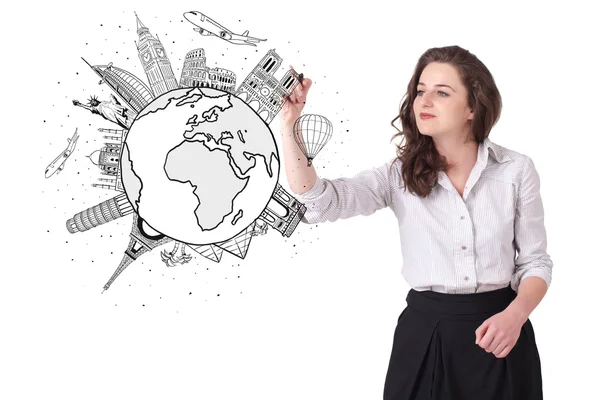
383,285 -> 543,400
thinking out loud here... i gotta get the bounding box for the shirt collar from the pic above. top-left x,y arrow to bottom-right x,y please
482,137 -> 511,164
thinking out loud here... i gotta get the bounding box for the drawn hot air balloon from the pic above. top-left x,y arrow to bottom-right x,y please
292,114 -> 333,166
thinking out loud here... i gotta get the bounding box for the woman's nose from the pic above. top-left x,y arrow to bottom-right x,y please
420,92 -> 434,106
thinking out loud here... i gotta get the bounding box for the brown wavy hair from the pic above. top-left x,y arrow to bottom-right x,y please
390,45 -> 502,197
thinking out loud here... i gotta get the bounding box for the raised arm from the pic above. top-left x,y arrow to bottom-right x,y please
295,160 -> 397,224
279,71 -> 317,195
72,100 -> 93,112
278,71 -> 397,224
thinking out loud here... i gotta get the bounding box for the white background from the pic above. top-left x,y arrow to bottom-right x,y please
2,0 -> 599,398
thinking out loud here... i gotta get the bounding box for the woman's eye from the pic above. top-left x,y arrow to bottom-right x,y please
416,90 -> 448,97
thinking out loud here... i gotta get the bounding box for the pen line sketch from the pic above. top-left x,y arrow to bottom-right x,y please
188,243 -> 223,263
235,50 -> 301,124
72,95 -> 136,129
87,128 -> 126,192
135,12 -> 179,97
56,11 -> 308,291
45,128 -> 79,178
66,193 -> 133,233
293,114 -> 334,167
161,242 -> 193,267
102,212 -> 174,293
183,11 -> 266,47
81,58 -> 154,115
179,48 -> 237,94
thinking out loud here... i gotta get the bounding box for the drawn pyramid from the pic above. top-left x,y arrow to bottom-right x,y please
188,244 -> 223,263
214,224 -> 254,259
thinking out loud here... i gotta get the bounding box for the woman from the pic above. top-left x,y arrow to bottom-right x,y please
280,45 -> 552,399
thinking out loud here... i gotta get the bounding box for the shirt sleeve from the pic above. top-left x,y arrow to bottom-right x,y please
294,159 -> 398,224
511,156 -> 553,293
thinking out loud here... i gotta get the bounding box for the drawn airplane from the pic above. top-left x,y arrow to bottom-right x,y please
45,128 -> 79,178
183,11 -> 266,47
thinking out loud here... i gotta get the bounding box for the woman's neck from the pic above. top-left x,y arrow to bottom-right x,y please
434,136 -> 479,172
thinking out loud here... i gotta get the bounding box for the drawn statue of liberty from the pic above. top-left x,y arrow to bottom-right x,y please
72,94 -> 135,129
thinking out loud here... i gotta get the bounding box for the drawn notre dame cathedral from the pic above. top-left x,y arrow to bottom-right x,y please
235,49 -> 299,124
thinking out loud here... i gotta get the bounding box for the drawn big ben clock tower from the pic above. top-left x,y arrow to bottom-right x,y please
135,12 -> 179,97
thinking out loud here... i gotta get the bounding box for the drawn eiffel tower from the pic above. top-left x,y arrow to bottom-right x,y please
102,212 -> 173,292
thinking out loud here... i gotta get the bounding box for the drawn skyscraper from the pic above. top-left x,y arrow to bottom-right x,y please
235,49 -> 299,124
82,59 -> 154,115
135,12 -> 179,97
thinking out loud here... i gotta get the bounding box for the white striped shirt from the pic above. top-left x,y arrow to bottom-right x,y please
295,138 -> 553,294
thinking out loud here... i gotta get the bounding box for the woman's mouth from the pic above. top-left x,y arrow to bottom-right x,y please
420,113 -> 436,120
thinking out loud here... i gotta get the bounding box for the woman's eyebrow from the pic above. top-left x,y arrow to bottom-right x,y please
417,82 -> 456,92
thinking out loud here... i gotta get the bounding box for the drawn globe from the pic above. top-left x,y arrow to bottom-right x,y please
120,87 -> 280,245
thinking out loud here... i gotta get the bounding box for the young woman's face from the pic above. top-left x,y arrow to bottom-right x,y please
413,62 -> 473,139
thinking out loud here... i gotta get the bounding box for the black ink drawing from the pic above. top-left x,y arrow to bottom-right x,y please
103,213 -> 174,293
258,183 -> 306,237
72,94 -> 136,129
288,65 -> 304,84
183,11 -> 266,47
235,50 -> 301,124
81,58 -> 154,115
57,12 -> 309,291
98,128 -> 126,142
160,242 -> 193,267
135,12 -> 179,97
87,133 -> 125,192
188,244 -> 223,263
45,128 -> 79,178
213,222 -> 256,259
250,219 -> 268,236
179,48 -> 237,94
66,193 -> 134,233
293,114 -> 333,166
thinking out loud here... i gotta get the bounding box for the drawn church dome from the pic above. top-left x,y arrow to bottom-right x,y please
87,150 -> 101,166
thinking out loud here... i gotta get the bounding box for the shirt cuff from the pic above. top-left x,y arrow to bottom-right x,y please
294,176 -> 326,201
512,269 -> 552,294
293,177 -> 328,224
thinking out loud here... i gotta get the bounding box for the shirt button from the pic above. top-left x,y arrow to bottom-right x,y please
464,276 -> 469,281
461,245 -> 467,250
460,216 -> 465,220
